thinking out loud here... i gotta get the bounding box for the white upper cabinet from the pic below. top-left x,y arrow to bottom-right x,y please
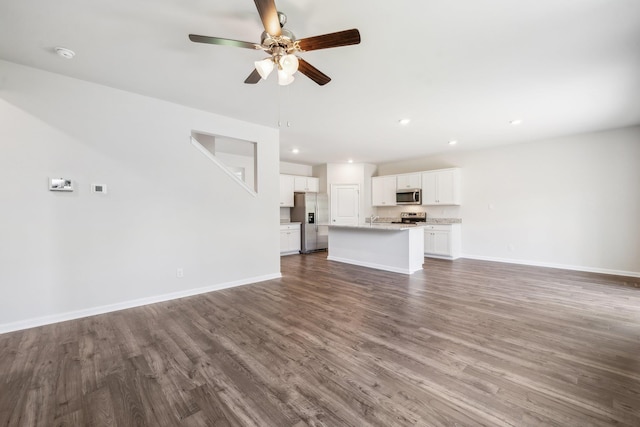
422,168 -> 461,205
294,176 -> 319,192
371,175 -> 398,206
282,175 -> 319,207
279,175 -> 295,207
396,173 -> 421,190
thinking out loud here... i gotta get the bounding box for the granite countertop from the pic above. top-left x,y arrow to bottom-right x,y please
280,221 -> 301,225
424,218 -> 462,224
368,217 -> 462,225
329,223 -> 420,231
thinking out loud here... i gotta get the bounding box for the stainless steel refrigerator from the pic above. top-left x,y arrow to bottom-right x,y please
291,192 -> 329,253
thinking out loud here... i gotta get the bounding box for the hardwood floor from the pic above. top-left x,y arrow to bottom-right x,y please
1,254 -> 639,426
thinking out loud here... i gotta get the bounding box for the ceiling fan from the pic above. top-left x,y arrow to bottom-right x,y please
189,0 -> 361,86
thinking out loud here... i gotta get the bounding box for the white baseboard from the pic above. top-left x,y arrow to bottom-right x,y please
425,253 -> 457,260
327,255 -> 420,275
280,250 -> 300,256
0,273 -> 282,335
461,254 -> 640,278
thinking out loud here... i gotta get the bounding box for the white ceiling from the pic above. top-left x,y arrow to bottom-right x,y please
1,0 -> 639,165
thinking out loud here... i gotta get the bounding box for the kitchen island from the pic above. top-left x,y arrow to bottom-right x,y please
327,224 -> 424,274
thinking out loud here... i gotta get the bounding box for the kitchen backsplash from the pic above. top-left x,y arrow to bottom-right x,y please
280,207 -> 291,222
376,205 -> 461,219
281,205 -> 458,223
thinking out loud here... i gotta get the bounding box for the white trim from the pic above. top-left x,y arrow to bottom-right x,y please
0,273 -> 281,335
461,254 -> 640,278
280,251 -> 301,256
425,253 -> 458,260
327,255 -> 422,275
190,136 -> 257,197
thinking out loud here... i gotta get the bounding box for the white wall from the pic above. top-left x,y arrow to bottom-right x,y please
0,60 -> 281,332
280,161 -> 312,176
377,126 -> 640,276
312,164 -> 328,193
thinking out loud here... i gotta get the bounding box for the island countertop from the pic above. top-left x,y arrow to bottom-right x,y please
366,217 -> 462,225
328,223 -> 421,231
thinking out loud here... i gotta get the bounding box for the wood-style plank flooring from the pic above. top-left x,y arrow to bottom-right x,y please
1,254 -> 639,426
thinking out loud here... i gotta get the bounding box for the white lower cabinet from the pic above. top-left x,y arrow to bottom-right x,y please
424,224 -> 461,259
280,223 -> 301,255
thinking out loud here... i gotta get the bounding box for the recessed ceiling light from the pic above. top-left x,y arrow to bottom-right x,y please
291,148 -> 299,154
348,159 -> 353,163
510,119 -> 523,126
448,140 -> 458,145
398,119 -> 411,125
54,47 -> 75,59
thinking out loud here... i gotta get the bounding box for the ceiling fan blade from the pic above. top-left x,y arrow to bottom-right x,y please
296,29 -> 361,52
189,34 -> 259,50
244,69 -> 262,84
253,0 -> 282,37
297,58 -> 331,86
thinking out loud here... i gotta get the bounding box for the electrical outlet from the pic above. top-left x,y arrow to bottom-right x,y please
176,268 -> 184,278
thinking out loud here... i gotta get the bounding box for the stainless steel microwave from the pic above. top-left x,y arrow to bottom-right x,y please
396,188 -> 421,205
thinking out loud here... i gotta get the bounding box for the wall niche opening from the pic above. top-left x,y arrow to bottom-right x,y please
191,131 -> 258,195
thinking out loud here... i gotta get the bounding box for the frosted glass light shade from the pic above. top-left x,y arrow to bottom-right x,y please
279,54 -> 299,75
278,69 -> 295,86
254,58 -> 274,80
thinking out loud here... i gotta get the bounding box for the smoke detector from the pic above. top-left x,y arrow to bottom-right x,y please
54,47 -> 75,59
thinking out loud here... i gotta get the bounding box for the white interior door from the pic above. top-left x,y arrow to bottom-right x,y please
330,184 -> 359,225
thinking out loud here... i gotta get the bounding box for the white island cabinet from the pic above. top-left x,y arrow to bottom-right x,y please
328,224 -> 424,274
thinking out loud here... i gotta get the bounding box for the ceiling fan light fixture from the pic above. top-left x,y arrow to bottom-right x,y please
279,54 -> 299,75
278,69 -> 295,86
254,58 -> 274,80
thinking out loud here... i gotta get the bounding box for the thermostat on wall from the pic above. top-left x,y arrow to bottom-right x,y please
49,178 -> 73,192
92,184 -> 107,194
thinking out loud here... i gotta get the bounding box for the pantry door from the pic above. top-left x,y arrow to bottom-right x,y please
330,184 -> 359,226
